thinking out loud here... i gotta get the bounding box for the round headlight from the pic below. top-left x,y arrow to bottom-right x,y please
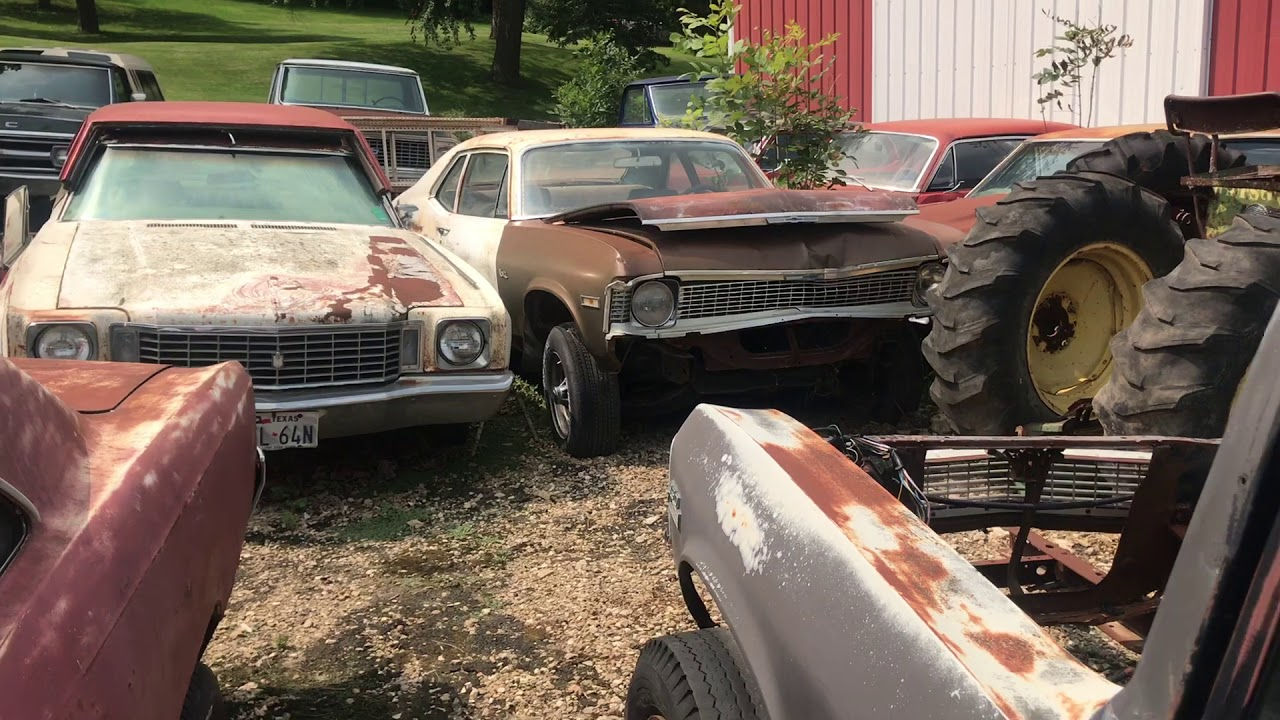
631,280 -> 675,327
915,262 -> 947,304
438,321 -> 485,366
33,325 -> 95,360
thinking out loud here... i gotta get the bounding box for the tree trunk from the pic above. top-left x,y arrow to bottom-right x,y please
37,0 -> 52,10
489,1 -> 496,39
490,0 -> 525,87
75,0 -> 99,33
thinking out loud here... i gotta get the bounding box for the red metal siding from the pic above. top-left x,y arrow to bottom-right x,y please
736,0 -> 873,121
1209,0 -> 1280,94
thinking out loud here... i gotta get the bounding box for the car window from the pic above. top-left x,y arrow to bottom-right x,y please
953,138 -> 1024,187
837,132 -> 939,192
648,82 -> 707,124
0,488 -> 27,575
64,146 -> 393,225
969,140 -> 1102,197
435,155 -> 467,213
457,152 -> 509,218
620,87 -> 653,125
1223,138 -> 1280,166
0,62 -> 112,108
136,70 -> 164,100
280,66 -> 425,113
520,140 -> 767,216
110,68 -> 130,102
928,148 -> 957,191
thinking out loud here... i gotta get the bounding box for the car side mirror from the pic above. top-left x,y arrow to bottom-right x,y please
3,186 -> 30,270
130,91 -> 148,102
396,203 -> 419,227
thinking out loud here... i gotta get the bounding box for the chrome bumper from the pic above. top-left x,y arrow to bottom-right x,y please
254,371 -> 514,439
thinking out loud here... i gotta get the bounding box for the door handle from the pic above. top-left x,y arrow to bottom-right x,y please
436,226 -> 450,237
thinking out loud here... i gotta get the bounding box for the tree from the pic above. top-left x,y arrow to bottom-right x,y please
554,36 -> 642,127
489,0 -> 525,86
1033,11 -> 1133,126
76,0 -> 99,33
671,1 -> 858,189
528,0 -> 709,70
403,0 -> 527,86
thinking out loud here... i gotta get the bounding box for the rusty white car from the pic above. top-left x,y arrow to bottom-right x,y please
0,101 -> 512,450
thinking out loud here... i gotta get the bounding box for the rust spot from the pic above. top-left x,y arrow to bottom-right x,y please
965,630 -> 1038,675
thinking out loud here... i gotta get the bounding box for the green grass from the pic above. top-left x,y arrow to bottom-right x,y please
0,0 -> 692,119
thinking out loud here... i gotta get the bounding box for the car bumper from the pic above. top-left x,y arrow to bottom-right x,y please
254,371 -> 514,439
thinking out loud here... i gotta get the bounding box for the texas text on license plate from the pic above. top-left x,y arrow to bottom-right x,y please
256,411 -> 320,450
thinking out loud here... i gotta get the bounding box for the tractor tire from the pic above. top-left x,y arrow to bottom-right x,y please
542,323 -> 621,457
1094,211 -> 1280,437
625,628 -> 765,720
924,171 -> 1185,434
1066,129 -> 1245,198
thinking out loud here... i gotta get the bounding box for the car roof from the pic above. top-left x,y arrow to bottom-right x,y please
81,100 -> 359,131
279,58 -> 419,76
861,118 -> 1078,144
453,127 -> 739,152
0,46 -> 154,71
625,75 -> 712,87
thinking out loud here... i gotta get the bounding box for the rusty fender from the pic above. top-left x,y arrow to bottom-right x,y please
667,405 -> 1120,720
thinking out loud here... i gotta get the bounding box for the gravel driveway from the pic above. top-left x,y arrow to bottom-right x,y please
207,381 -> 1135,719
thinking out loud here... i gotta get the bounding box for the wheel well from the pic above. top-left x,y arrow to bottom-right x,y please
524,291 -> 574,351
198,603 -> 226,658
679,561 -> 719,629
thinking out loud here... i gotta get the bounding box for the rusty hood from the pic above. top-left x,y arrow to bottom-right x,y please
56,222 -> 463,325
550,188 -> 918,231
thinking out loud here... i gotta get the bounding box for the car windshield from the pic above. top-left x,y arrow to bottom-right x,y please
0,61 -> 111,108
649,83 -> 708,122
64,146 -> 393,225
837,131 -> 939,192
969,140 -> 1101,197
520,140 -> 766,216
281,66 -> 425,114
1221,137 -> 1280,165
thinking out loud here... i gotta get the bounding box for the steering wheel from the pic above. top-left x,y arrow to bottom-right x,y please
371,96 -> 406,109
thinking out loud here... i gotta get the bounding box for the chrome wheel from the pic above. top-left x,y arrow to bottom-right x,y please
546,349 -> 572,438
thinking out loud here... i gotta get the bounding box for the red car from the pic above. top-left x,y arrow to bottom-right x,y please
835,118 -> 1076,204
0,358 -> 260,719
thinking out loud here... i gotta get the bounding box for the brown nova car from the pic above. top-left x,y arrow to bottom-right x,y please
397,128 -> 950,457
0,357 -> 260,719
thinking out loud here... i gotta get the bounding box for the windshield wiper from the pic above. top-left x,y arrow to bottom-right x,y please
14,96 -> 81,108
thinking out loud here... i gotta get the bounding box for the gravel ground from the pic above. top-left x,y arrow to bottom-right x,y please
206,381 -> 1137,719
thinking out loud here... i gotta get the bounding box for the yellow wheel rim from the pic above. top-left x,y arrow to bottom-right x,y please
1026,242 -> 1153,415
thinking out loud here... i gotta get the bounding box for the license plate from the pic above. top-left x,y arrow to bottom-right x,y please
256,411 -> 319,450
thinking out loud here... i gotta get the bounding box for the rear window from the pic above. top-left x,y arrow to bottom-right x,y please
281,66 -> 425,114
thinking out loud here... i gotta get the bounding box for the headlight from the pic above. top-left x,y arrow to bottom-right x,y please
30,323 -> 96,360
631,280 -> 676,327
437,320 -> 485,366
915,262 -> 947,305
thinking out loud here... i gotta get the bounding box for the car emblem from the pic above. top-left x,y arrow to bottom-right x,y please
272,352 -> 285,370
3,121 -> 17,129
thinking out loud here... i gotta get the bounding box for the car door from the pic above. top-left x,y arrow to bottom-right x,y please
420,151 -> 509,288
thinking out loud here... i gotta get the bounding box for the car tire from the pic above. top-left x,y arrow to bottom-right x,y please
625,628 -> 765,720
1094,212 -> 1280,437
542,323 -> 620,457
1066,129 -> 1245,201
180,663 -> 227,720
923,171 -> 1185,434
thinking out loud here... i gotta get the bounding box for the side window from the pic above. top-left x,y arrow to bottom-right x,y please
136,71 -> 164,101
457,152 -> 509,218
434,155 -> 468,213
110,68 -> 131,102
620,87 -> 653,126
928,148 -> 957,191
0,488 -> 28,575
953,138 -> 1024,188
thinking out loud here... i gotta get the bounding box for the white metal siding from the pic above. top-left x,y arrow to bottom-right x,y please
871,0 -> 1213,124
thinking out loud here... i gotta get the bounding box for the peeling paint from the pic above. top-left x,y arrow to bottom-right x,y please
714,456 -> 769,575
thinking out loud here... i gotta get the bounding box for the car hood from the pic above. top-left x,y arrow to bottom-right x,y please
57,221 -> 464,325
0,101 -> 90,135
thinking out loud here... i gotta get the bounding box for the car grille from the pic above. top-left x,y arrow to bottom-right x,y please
609,269 -> 918,323
0,133 -> 62,176
365,134 -> 431,182
134,324 -> 404,391
923,453 -> 1147,516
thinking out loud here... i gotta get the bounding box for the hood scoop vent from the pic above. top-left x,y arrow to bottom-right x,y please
146,221 -> 237,229
250,223 -> 338,232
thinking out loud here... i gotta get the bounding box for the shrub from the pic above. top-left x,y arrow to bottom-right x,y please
554,37 -> 643,128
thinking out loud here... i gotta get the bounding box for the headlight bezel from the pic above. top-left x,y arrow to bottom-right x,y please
914,261 -> 947,307
26,322 -> 98,361
435,318 -> 489,369
630,279 -> 678,328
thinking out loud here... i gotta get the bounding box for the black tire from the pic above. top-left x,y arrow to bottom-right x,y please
1066,129 -> 1245,198
1095,212 -> 1280,437
180,663 -> 227,720
542,323 -> 620,457
869,323 -> 927,422
924,171 -> 1185,434
625,628 -> 765,720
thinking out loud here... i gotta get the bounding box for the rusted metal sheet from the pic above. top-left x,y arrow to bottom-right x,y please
668,404 -> 1119,720
11,358 -> 166,412
0,358 -> 257,717
1165,92 -> 1280,135
552,188 -> 918,229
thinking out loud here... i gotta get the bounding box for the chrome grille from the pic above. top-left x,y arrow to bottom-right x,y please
366,134 -> 431,183
0,133 -> 61,175
609,269 -> 917,323
134,325 -> 403,391
923,453 -> 1148,516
